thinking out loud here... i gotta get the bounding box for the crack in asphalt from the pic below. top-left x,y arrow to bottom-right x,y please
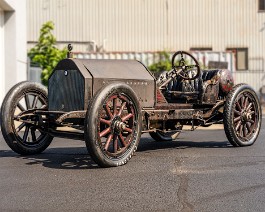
175,157 -> 194,212
172,156 -> 265,211
196,183 -> 265,204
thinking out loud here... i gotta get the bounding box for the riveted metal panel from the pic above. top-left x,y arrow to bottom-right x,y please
80,59 -> 156,108
80,59 -> 152,80
48,58 -> 155,110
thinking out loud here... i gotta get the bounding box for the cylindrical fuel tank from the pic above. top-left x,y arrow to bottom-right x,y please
218,69 -> 234,94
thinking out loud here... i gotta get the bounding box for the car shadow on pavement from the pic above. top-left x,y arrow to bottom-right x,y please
137,137 -> 233,152
0,138 -> 232,170
0,147 -> 100,170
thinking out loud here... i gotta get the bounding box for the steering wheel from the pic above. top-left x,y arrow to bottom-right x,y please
171,51 -> 200,80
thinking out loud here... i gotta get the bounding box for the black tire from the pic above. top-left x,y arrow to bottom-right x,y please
149,130 -> 181,142
224,84 -> 262,147
1,81 -> 53,154
85,83 -> 142,167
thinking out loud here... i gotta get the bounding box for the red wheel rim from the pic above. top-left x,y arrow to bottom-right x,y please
97,93 -> 136,157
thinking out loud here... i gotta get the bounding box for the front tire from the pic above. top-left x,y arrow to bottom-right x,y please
85,83 -> 142,167
1,81 -> 53,154
224,84 -> 262,147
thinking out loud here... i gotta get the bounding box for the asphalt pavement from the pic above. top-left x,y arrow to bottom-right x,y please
0,119 -> 264,211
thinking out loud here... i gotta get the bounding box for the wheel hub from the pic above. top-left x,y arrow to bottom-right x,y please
241,110 -> 252,123
111,116 -> 126,134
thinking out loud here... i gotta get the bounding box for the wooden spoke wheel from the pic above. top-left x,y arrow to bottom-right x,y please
85,83 -> 142,167
99,94 -> 136,157
224,84 -> 262,146
1,82 -> 53,154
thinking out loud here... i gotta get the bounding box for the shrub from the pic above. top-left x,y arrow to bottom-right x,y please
28,21 -> 67,86
148,52 -> 172,78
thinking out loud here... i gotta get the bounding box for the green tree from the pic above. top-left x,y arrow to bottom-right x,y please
148,51 -> 172,78
28,21 -> 67,86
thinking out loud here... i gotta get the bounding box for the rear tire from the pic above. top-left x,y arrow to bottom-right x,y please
1,81 -> 53,155
223,84 -> 262,147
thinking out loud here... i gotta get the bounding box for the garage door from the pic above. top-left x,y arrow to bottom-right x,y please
0,8 -> 4,103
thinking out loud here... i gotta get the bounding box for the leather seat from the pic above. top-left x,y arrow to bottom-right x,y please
170,69 -> 220,93
201,70 -> 220,82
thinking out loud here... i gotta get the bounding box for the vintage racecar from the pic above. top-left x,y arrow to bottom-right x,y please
0,50 -> 262,167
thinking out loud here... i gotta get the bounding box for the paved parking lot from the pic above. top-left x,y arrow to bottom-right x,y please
0,119 -> 264,211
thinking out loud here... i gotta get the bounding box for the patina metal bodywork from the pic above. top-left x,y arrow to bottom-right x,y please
49,59 -> 155,111
46,53 -> 234,136
1,49 -> 261,168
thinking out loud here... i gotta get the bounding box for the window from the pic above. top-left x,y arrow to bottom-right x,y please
227,48 -> 248,70
259,0 -> 265,11
190,47 -> 212,51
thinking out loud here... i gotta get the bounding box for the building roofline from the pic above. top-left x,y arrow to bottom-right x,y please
0,0 -> 15,11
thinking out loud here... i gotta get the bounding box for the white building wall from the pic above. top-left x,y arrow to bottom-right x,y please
0,0 -> 27,104
0,7 -> 4,103
27,0 -> 265,55
26,0 -> 265,92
